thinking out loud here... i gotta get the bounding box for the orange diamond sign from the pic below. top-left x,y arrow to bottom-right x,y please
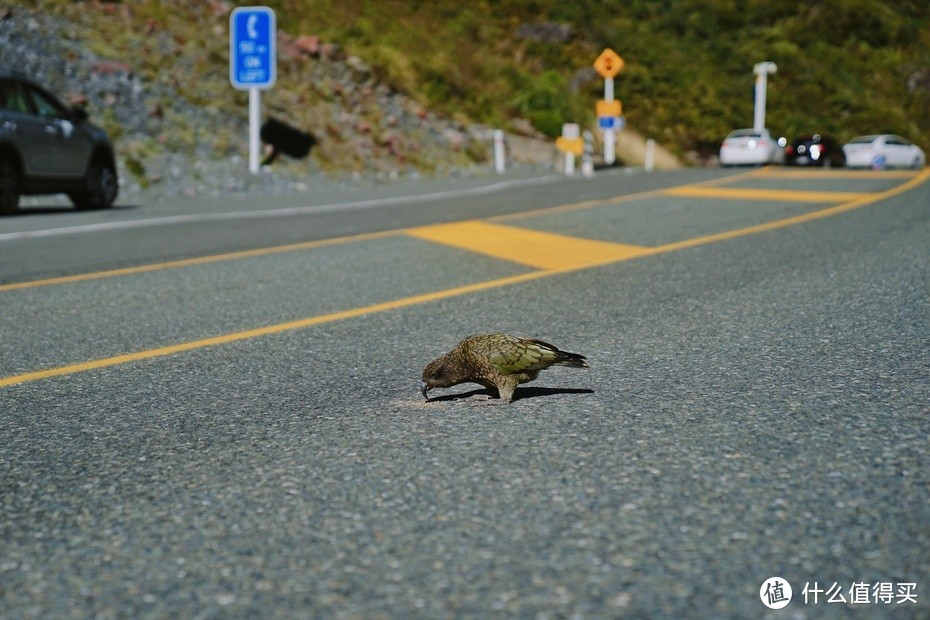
594,48 -> 624,78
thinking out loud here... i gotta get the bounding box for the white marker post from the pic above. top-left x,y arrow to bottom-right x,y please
493,129 -> 506,174
555,125 -> 583,175
753,61 -> 777,133
644,138 -> 655,173
230,7 -> 276,174
561,123 -> 580,175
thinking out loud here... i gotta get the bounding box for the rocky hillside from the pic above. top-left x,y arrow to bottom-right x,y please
3,2 -> 558,199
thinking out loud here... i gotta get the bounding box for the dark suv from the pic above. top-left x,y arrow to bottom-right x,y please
0,71 -> 118,214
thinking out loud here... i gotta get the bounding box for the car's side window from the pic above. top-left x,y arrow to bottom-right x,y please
25,86 -> 66,120
0,81 -> 32,114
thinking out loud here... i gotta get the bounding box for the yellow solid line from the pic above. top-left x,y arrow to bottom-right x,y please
406,220 -> 650,270
663,186 -> 869,202
1,167 -> 926,388
0,270 -> 552,388
0,230 -> 398,292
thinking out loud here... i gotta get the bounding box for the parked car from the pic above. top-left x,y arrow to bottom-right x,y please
719,128 -> 785,166
842,134 -> 926,170
0,70 -> 118,214
784,133 -> 846,167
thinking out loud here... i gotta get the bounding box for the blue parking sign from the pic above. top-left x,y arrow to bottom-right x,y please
230,6 -> 276,89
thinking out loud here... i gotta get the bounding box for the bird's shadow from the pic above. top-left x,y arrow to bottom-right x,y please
428,386 -> 594,403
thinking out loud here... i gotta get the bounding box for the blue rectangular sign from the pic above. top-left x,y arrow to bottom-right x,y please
230,6 -> 276,89
597,115 -> 626,131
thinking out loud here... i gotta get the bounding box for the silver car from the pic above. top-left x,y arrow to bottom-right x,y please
842,134 -> 926,170
719,128 -> 786,166
0,70 -> 118,214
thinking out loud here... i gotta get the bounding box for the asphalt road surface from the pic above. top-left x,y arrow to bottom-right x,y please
2,166 -> 928,618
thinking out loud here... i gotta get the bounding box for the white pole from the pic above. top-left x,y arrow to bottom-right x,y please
644,138 -> 655,172
249,87 -> 261,174
493,129 -> 505,174
603,77 -> 616,165
753,62 -> 776,133
753,72 -> 767,133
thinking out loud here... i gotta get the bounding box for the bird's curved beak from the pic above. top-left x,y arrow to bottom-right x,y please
420,380 -> 430,400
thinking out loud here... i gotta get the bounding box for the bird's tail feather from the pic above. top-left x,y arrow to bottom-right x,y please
526,337 -> 590,369
526,338 -> 589,368
554,351 -> 589,368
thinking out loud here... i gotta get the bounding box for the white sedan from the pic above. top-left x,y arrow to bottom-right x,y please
719,129 -> 785,166
842,135 -> 926,169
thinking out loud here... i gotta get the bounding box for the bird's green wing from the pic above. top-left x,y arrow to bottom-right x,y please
484,336 -> 557,374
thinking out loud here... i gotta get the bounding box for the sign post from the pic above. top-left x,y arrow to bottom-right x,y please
230,6 -> 276,174
593,48 -> 624,166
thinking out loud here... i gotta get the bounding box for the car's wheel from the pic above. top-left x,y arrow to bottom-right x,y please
913,157 -> 924,170
0,156 -> 21,215
70,157 -> 118,210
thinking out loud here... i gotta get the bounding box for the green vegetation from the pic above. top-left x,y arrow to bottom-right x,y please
270,0 -> 929,155
40,0 -> 930,162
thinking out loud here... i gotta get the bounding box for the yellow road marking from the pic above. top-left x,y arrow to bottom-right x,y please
0,168 -> 763,292
663,186 -> 869,202
0,230 -> 397,293
2,167 -> 926,388
653,167 -> 929,252
752,168 -> 920,179
487,169 -> 769,224
0,270 -> 554,388
406,220 -> 650,270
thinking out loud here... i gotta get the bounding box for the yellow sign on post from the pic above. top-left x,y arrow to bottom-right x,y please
594,48 -> 624,79
596,99 -> 622,117
556,137 -> 584,156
